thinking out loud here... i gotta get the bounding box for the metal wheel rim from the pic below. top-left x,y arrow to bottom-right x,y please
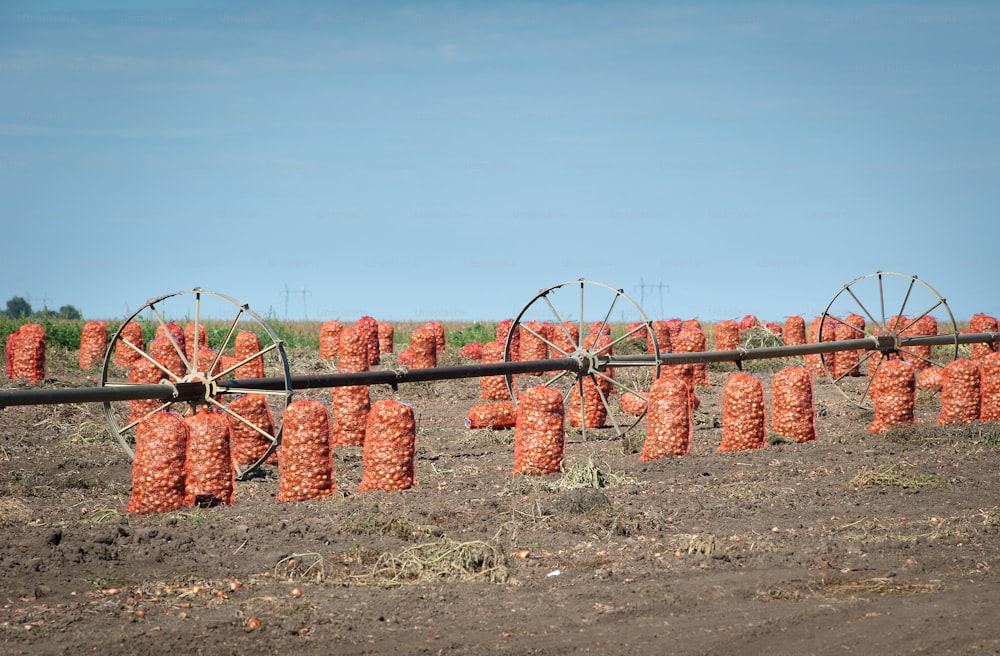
100,288 -> 293,480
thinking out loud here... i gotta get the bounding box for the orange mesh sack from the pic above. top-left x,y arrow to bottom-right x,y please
234,330 -> 265,378
4,329 -> 17,380
355,316 -> 380,366
665,318 -> 684,344
550,321 -> 580,358
980,352 -> 1000,422
127,357 -> 164,423
377,322 -> 394,356
626,321 -> 648,343
277,399 -> 334,502
183,409 -> 235,508
659,363 -> 699,410
423,321 -> 447,354
183,322 -> 208,364
969,313 -> 999,362
519,321 -> 549,362
674,328 -> 710,387
513,385 -> 565,475
783,315 -> 806,346
332,385 -> 371,447
458,341 -> 484,360
832,322 -> 862,378
114,321 -> 145,368
582,332 -> 615,394
479,341 -> 511,400
319,320 -> 343,360
713,320 -> 740,352
154,322 -> 185,355
338,327 -> 369,374
804,317 -> 833,378
719,374 -> 767,452
648,320 -> 672,355
10,324 -> 46,384
620,391 -> 647,416
770,367 -> 816,442
568,377 -> 608,428
739,315 -> 760,331
148,337 -> 185,380
127,412 -> 188,515
901,315 -> 935,369
869,360 -> 916,433
227,393 -> 277,466
410,328 -> 438,369
641,376 -> 692,460
194,347 -> 222,377
358,400 -> 416,492
938,358 -> 981,425
496,319 -> 520,360
917,367 -> 943,391
466,401 -> 517,429
78,320 -> 108,369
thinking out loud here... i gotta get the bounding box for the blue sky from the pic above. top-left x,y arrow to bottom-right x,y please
2,1 -> 997,324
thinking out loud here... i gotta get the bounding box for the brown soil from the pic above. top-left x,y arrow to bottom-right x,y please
2,348 -> 1000,655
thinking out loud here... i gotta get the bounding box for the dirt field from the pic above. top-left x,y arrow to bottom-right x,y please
2,345 -> 1000,655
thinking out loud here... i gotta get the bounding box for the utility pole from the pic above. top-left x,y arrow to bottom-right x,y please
637,278 -> 669,318
283,285 -> 311,321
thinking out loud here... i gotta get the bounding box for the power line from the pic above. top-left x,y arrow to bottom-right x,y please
283,285 -> 311,320
636,278 -> 669,318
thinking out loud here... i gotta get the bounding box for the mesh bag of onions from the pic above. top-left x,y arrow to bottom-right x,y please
332,385 -> 371,447
183,322 -> 208,364
713,320 -> 740,352
568,376 -> 608,428
458,341 -> 484,360
620,391 -> 647,416
938,358 -> 981,425
9,324 -> 46,384
466,401 -> 517,429
917,367 -> 943,391
869,360 -> 916,433
183,409 -> 235,507
358,400 -> 416,492
114,321 -> 145,368
378,322 -> 395,355
227,393 -> 277,466
423,321 -> 447,354
640,375 -> 692,460
674,328 -> 710,387
901,315 -> 935,369
4,330 -> 16,380
127,412 -> 188,514
234,330 -> 265,378
410,328 -> 438,369
770,367 -> 816,442
783,315 -> 806,347
154,322 -> 185,352
78,320 -> 108,369
519,321 -> 549,362
980,352 -> 1000,422
969,313 -> 999,362
832,322 -> 862,379
277,399 -> 334,502
127,357 -> 164,423
659,363 -> 699,410
719,373 -> 767,452
355,316 -> 380,366
479,341 -> 511,400
319,320 -> 343,360
513,385 -> 565,475
338,327 -> 369,374
148,337 -> 185,380
550,321 -> 580,358
496,319 -> 520,360
648,320 -> 672,355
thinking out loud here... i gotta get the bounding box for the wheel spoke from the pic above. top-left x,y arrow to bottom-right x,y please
542,294 -> 579,352
845,286 -> 880,332
149,303 -> 192,372
592,374 -> 624,437
893,276 -> 917,329
877,272 -> 887,329
896,299 -> 945,336
214,342 -> 279,381
590,291 -> 621,346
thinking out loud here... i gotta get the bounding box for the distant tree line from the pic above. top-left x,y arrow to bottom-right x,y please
3,296 -> 82,320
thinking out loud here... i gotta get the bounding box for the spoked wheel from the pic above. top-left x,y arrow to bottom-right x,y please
100,288 -> 293,480
818,271 -> 958,407
503,279 -> 660,441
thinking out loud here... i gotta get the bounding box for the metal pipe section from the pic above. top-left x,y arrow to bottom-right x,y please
0,382 -> 195,408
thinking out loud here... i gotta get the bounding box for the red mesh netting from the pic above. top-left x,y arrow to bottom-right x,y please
496,319 -> 520,360
938,358 -> 981,425
183,409 -> 234,508
917,367 -> 943,391
713,320 -> 740,352
378,322 -> 394,356
227,393 -> 277,466
583,332 -> 615,394
423,321 -> 447,354
410,328 -> 438,369
739,315 -> 760,331
183,322 -> 208,364
869,360 -> 916,433
358,400 -> 416,492
682,318 -> 702,332
479,340 -> 511,400
620,391 -> 647,416
277,399 -> 334,502
832,322 -> 862,379
466,401 -> 517,429
659,363 -> 699,410
783,316 -> 806,346
332,385 -> 370,447
519,321 -> 549,362
235,330 -> 265,378
804,317 -> 833,378
127,412 -> 187,515
674,328 -> 710,387
458,342 -> 484,360
154,322 -> 185,353
78,320 -> 108,369
338,327 -> 369,374
901,315 -> 936,369
355,316 -> 380,366
568,377 -> 608,428
4,330 -> 17,380
980,352 -> 1000,422
319,320 -> 343,360
968,313 -> 999,362
114,322 -> 145,368
147,337 -> 185,380
550,321 -> 580,358
665,318 -> 684,345
398,349 -> 412,366
194,347 -> 222,377
640,375 -> 691,460
8,324 -> 45,384
127,358 -> 164,423
626,322 -> 648,342
770,367 -> 816,442
513,386 -> 565,475
648,320 -> 672,355
719,374 -> 766,452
